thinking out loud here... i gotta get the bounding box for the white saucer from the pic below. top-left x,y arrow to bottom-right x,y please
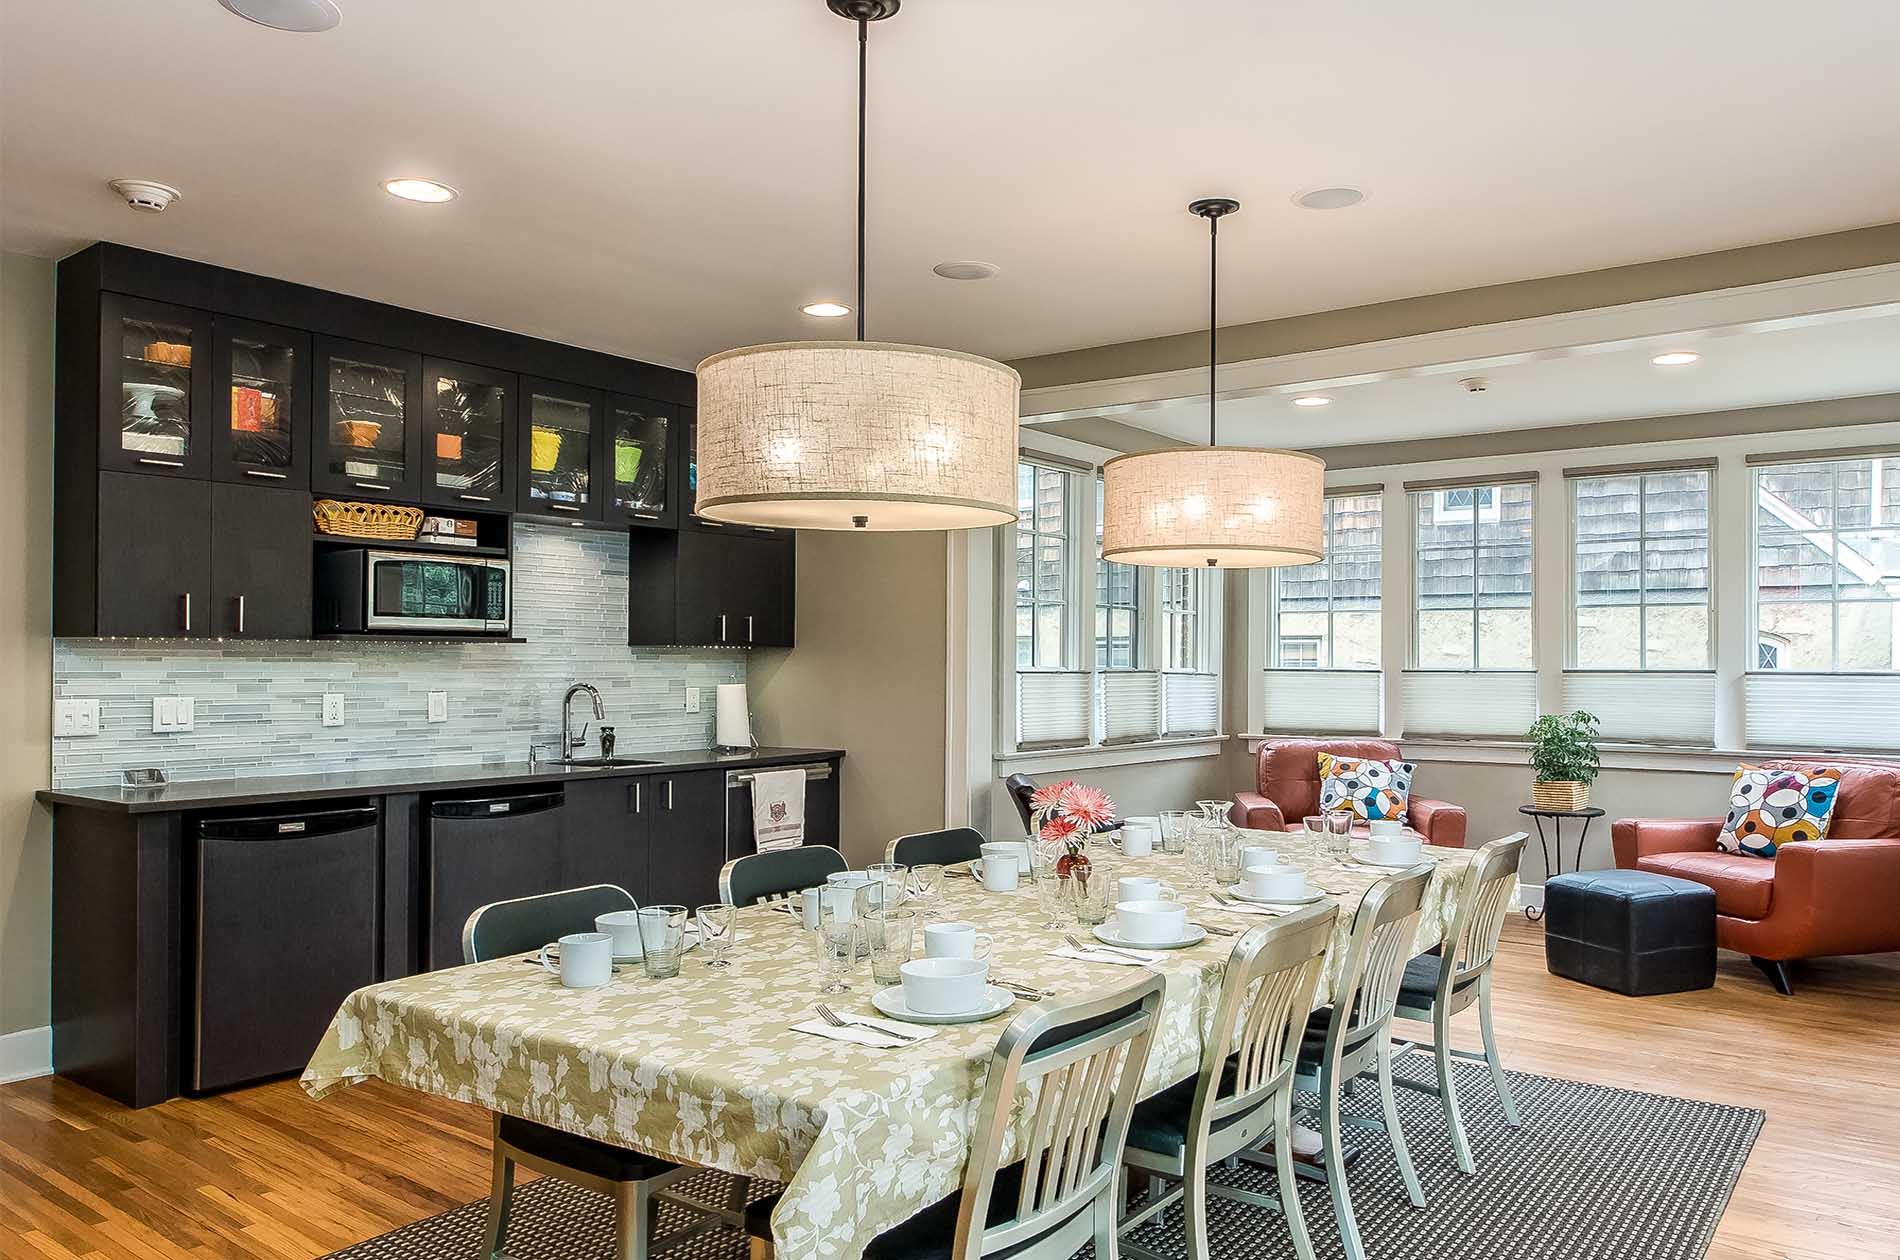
1356,850 -> 1425,868
871,984 -> 1016,1025
1092,923 -> 1208,951
1227,887 -> 1328,907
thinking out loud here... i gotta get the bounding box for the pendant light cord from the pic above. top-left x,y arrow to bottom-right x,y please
857,17 -> 868,342
1207,212 -> 1219,448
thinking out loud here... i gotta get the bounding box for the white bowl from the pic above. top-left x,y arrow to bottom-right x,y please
1368,837 -> 1423,864
1116,898 -> 1189,945
900,956 -> 991,1015
1241,866 -> 1311,901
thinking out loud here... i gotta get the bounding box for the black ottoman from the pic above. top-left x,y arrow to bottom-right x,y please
1544,870 -> 1716,996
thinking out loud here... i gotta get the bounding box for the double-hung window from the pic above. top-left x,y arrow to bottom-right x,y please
1403,477 -> 1536,736
1264,491 -> 1384,733
1159,567 -> 1219,735
1014,462 -> 1089,747
1746,453 -> 1900,749
1564,465 -> 1715,744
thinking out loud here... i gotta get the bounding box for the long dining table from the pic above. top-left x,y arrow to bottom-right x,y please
302,830 -> 1482,1260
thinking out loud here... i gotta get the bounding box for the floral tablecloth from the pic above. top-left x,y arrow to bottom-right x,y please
302,831 -> 1477,1260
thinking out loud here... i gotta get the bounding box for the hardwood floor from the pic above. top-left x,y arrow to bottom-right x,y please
2,923 -> 1895,1259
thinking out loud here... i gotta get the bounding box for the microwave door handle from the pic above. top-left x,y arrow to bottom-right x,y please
460,567 -> 473,616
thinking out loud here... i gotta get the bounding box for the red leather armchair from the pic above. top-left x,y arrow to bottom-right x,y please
1613,758 -> 1900,993
1231,738 -> 1469,848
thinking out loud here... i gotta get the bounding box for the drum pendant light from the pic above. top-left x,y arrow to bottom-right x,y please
694,1 -> 1020,531
1100,199 -> 1325,567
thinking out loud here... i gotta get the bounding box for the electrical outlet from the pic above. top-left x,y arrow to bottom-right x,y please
54,699 -> 100,738
150,696 -> 194,733
322,692 -> 345,727
427,691 -> 448,723
685,686 -> 700,714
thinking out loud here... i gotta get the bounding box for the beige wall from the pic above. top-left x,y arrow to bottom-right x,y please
1,253 -> 55,1037
750,531 -> 949,866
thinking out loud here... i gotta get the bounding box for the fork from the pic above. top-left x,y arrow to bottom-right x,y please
1065,932 -> 1152,962
815,1003 -> 925,1042
1194,922 -> 1239,936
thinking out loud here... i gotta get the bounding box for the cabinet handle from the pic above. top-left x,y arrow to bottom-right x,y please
234,594 -> 246,635
137,457 -> 186,469
746,615 -> 755,643
457,494 -> 493,503
667,779 -> 674,810
630,511 -> 661,520
700,519 -> 725,527
180,593 -> 192,633
718,614 -> 728,642
547,503 -> 580,513
634,781 -> 642,813
353,480 -> 392,491
243,469 -> 288,480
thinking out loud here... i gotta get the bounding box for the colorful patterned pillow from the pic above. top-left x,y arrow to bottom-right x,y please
1716,763 -> 1843,859
1316,753 -> 1415,822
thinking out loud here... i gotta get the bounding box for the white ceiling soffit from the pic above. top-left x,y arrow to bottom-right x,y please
1020,264 -> 1900,446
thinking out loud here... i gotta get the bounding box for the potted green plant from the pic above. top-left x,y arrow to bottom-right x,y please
1527,710 -> 1601,810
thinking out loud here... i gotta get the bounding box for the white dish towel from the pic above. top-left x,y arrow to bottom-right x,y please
750,768 -> 806,852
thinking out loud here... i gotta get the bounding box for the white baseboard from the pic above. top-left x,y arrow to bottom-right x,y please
0,1026 -> 52,1084
1517,880 -> 1546,912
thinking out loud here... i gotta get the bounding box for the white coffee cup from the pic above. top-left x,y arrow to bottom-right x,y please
901,956 -> 991,1016
1242,865 -> 1311,902
1116,899 -> 1189,945
978,843 -> 1022,890
1113,821 -> 1156,857
595,909 -> 645,959
1368,819 -> 1405,839
540,931 -> 613,988
924,921 -> 994,961
1240,846 -> 1281,873
1117,875 -> 1177,905
1368,835 -> 1423,865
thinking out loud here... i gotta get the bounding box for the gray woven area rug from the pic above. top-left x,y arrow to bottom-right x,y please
324,1055 -> 1762,1260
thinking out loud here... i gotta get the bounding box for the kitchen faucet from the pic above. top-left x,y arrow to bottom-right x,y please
562,682 -> 604,761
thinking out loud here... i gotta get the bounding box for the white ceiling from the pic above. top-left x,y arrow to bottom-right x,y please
5,0 -> 1900,373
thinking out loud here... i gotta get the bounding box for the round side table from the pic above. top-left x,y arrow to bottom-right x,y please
1518,805 -> 1606,921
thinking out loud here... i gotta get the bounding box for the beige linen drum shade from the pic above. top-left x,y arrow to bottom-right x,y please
1101,446 -> 1326,567
694,340 -> 1021,530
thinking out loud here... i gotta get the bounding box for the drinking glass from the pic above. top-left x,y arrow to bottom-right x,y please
637,905 -> 687,979
1033,845 -> 1071,930
1210,822 -> 1242,886
1185,815 -> 1216,887
1159,809 -> 1189,855
908,863 -> 945,909
866,908 -> 917,987
1073,868 -> 1111,925
695,903 -> 735,970
1325,809 -> 1355,859
814,891 -> 858,994
865,863 -> 908,911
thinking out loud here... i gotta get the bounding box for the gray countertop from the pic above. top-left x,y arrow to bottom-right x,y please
36,746 -> 845,814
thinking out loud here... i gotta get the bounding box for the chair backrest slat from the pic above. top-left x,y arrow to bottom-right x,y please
461,884 -> 636,965
1447,833 -> 1528,987
718,845 -> 849,907
1208,903 -> 1337,1126
1330,865 -> 1433,1048
888,826 -> 987,867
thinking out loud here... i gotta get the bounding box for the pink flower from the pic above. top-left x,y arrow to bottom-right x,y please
1039,815 -> 1079,844
1028,781 -> 1074,816
1058,783 -> 1115,829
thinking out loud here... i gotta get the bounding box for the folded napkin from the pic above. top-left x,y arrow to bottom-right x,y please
790,1015 -> 937,1048
1049,946 -> 1163,968
1201,899 -> 1291,916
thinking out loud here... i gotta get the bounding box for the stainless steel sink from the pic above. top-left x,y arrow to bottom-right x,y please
560,756 -> 659,770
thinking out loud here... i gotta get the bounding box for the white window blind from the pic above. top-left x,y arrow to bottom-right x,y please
1162,672 -> 1220,736
1562,671 -> 1715,745
1018,671 -> 1091,748
1099,671 -> 1161,743
1263,670 -> 1383,735
1399,670 -> 1538,737
1744,673 -> 1900,751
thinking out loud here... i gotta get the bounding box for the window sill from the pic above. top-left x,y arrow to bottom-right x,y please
1239,733 -> 1900,774
995,736 -> 1228,776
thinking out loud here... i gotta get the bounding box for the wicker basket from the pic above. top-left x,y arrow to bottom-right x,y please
313,499 -> 424,541
1532,780 -> 1590,811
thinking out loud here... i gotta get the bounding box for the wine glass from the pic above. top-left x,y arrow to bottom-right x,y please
695,903 -> 735,970
813,890 -> 858,995
908,863 -> 945,909
1033,845 -> 1071,930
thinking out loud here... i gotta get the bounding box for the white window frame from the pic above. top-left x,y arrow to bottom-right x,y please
1566,467 -> 1715,670
1410,479 -> 1537,671
1094,474 -> 1142,671
1267,491 -> 1384,671
1014,459 -> 1079,672
1433,485 -> 1500,524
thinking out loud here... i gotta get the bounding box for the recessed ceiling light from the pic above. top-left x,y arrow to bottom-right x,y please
1292,394 -> 1333,407
217,0 -> 340,32
1293,186 -> 1366,211
800,301 -> 853,318
1651,350 -> 1700,366
382,177 -> 458,204
933,260 -> 1000,281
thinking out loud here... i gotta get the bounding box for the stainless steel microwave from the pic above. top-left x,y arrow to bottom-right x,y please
315,549 -> 511,634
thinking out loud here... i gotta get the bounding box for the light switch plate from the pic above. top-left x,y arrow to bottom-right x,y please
322,692 -> 346,727
685,686 -> 700,714
150,696 -> 194,733
427,691 -> 448,723
54,698 -> 100,738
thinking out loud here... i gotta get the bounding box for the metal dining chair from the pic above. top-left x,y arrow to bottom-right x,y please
887,826 -> 986,867
718,844 -> 849,907
743,975 -> 1166,1260
462,885 -> 739,1260
1119,903 -> 1339,1260
1265,864 -> 1433,1260
1392,833 -> 1528,1175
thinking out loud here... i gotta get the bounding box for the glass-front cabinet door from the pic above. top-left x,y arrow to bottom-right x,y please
312,338 -> 422,501
517,378 -> 604,520
211,317 -> 310,488
681,405 -> 782,536
99,294 -> 212,478
607,395 -> 676,528
423,358 -> 515,509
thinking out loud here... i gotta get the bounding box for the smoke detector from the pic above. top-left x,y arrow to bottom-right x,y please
1460,376 -> 1490,393
109,180 -> 181,214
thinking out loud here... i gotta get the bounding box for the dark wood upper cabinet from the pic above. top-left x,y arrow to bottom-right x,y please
422,358 -> 516,510
517,377 -> 606,522
629,528 -> 794,647
311,337 -> 424,502
209,483 -> 314,639
98,294 -> 213,480
678,405 -> 787,540
211,316 -> 311,489
95,472 -> 212,637
605,394 -> 679,529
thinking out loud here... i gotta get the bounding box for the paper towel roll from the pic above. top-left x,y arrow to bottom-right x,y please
715,683 -> 755,750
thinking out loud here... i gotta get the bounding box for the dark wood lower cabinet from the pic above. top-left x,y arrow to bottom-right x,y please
648,769 -> 728,907
560,777 -> 649,902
